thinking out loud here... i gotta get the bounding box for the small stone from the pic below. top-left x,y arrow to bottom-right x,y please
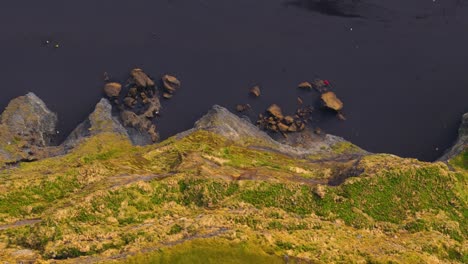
148,124 -> 159,142
287,123 -> 298,132
103,72 -> 110,82
249,85 -> 261,97
128,87 -> 138,97
162,92 -> 173,99
143,98 -> 161,118
297,97 -> 303,105
314,128 -> 322,135
298,122 -> 305,131
236,104 -> 251,112
103,82 -> 122,97
298,81 -> 313,90
278,123 -> 289,132
313,79 -> 328,93
337,112 -> 346,121
123,97 -> 136,108
162,74 -> 181,92
284,116 -> 294,125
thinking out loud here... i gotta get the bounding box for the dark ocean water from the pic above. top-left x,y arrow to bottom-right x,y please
0,0 -> 467,161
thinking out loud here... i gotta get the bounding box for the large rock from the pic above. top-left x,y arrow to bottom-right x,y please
62,98 -> 129,150
249,86 -> 261,97
131,68 -> 155,88
0,93 -> 58,164
321,92 -> 343,111
439,112 -> 468,161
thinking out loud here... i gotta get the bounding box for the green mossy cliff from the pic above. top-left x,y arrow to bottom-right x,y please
0,94 -> 466,263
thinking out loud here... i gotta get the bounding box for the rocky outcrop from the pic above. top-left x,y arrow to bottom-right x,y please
62,98 -> 129,150
439,112 -> 468,161
63,97 -> 159,148
0,93 -> 58,164
176,105 -> 367,158
120,110 -> 158,145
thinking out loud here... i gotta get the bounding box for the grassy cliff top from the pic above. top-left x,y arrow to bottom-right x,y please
0,130 -> 465,263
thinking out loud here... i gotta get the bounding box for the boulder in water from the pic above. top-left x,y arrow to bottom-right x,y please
131,68 -> 155,88
249,85 -> 261,97
298,81 -> 312,90
104,82 -> 122,97
162,74 -> 181,93
267,104 -> 284,120
321,91 -> 343,111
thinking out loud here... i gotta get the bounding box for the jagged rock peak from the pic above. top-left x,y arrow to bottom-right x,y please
1,92 -> 57,146
0,92 -> 58,164
62,98 -> 128,150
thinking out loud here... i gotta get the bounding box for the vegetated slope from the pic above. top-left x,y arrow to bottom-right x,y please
0,104 -> 466,263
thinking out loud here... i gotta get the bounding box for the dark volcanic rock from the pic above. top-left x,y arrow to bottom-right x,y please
439,112 -> 468,161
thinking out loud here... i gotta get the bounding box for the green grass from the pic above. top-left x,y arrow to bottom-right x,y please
450,150 -> 468,170
115,238 -> 285,264
0,131 -> 466,263
0,175 -> 81,218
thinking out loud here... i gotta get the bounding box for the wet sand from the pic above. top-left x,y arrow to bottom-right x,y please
0,0 -> 467,161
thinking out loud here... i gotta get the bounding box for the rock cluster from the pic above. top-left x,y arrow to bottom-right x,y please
300,79 -> 346,120
256,104 -> 312,137
103,68 -> 161,144
235,79 -> 343,137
